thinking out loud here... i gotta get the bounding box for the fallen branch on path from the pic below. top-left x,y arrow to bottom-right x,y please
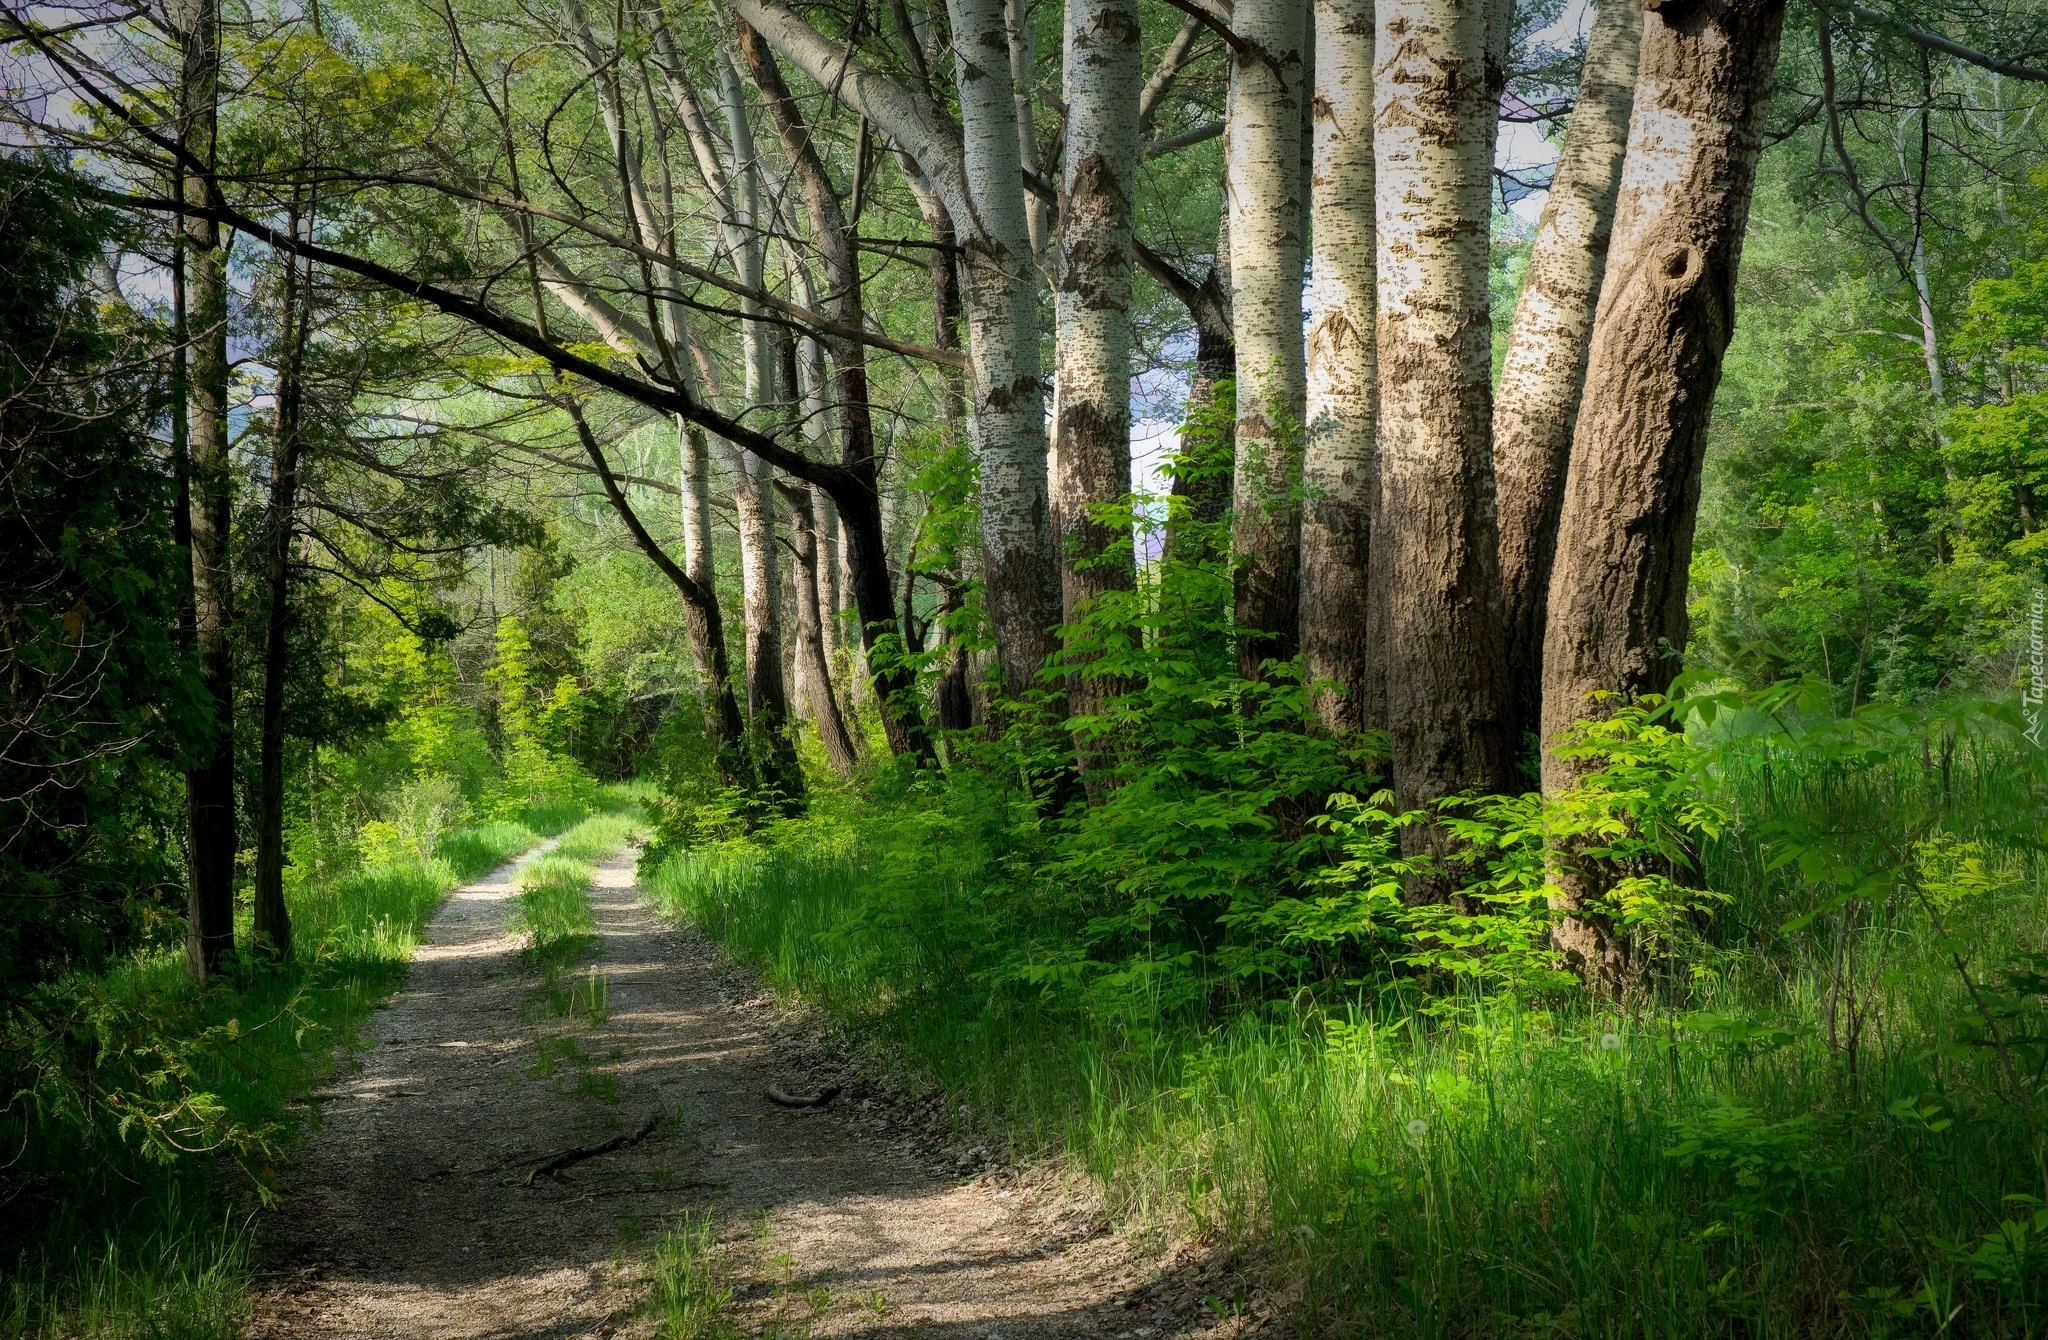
523,1112 -> 661,1185
765,1083 -> 842,1109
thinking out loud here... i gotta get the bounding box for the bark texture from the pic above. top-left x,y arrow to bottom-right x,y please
1493,0 -> 1640,756
1374,0 -> 1515,833
178,0 -> 235,982
948,0 -> 1061,697
1300,0 -> 1376,731
1053,0 -> 1142,730
1540,0 -> 1788,989
1225,0 -> 1309,674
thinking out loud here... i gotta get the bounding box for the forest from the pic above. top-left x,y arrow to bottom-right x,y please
1,0 -> 2046,1329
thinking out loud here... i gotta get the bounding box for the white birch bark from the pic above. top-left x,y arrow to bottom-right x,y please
1008,0 -> 1053,260
1225,0 -> 1309,672
678,414 -> 716,594
732,0 -> 1059,696
1493,0 -> 1640,751
1053,0 -> 1142,731
949,0 -> 1061,696
716,53 -> 794,766
1300,0 -> 1375,730
1375,0 -> 1515,826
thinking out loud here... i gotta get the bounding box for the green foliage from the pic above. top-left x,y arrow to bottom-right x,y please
1,804 -> 546,1324
643,671 -> 2048,1334
0,158 -> 200,1008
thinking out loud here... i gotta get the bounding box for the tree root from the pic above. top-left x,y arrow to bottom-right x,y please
765,1083 -> 842,1108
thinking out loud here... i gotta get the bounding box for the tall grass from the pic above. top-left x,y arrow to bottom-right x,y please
644,736 -> 2048,1336
513,810 -> 644,964
0,805 -> 574,1339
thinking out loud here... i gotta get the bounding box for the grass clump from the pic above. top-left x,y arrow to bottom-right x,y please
513,808 -> 643,963
644,1211 -> 735,1339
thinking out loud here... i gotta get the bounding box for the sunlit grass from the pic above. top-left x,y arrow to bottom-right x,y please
645,740 -> 2048,1336
2,811 -> 561,1339
643,1212 -> 736,1340
514,810 -> 643,963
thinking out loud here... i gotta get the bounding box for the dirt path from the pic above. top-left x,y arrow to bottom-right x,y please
249,843 -> 1259,1339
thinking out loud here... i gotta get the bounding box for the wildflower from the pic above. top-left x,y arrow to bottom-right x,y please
1405,1118 -> 1428,1139
1601,1032 -> 1622,1051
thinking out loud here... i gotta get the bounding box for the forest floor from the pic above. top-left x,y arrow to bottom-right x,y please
244,843 -> 1267,1339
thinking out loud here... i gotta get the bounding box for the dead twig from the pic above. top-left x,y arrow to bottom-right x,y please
523,1112 -> 661,1185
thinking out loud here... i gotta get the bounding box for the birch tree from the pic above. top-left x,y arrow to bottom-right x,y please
1052,0 -> 1143,729
730,0 -> 1061,701
1374,0 -> 1514,834
1493,0 -> 1640,754
1225,0 -> 1309,673
1540,0 -> 1789,988
948,0 -> 1062,697
1299,0 -> 1375,730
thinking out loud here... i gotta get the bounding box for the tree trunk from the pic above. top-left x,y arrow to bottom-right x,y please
1374,0 -> 1515,845
674,415 -> 748,763
253,238 -> 309,964
1300,0 -> 1375,731
178,0 -> 235,983
735,18 -> 932,759
1493,0 -> 1640,758
719,52 -> 804,803
1225,0 -> 1309,674
1540,0 -> 1788,990
1052,0 -> 1142,741
784,482 -> 861,774
947,0 -> 1061,698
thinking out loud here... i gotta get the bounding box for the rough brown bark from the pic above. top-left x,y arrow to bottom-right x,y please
1540,0 -> 1788,990
1494,0 -> 1640,758
178,0 -> 235,982
1374,0 -> 1515,843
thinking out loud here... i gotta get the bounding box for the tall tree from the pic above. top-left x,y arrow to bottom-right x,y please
1300,0 -> 1376,731
176,0 -> 235,981
1540,0 -> 1789,988
251,217 -> 310,963
731,0 -> 1061,701
1052,0 -> 1143,733
1373,0 -> 1515,843
947,0 -> 1062,698
1225,0 -> 1309,674
1493,0 -> 1640,758
733,17 -> 930,757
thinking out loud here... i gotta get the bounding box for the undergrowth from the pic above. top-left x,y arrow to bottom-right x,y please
643,693 -> 2048,1337
0,788 -> 643,1339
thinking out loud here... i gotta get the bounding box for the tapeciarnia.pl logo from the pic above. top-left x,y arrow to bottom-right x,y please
2026,587 -> 2046,748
